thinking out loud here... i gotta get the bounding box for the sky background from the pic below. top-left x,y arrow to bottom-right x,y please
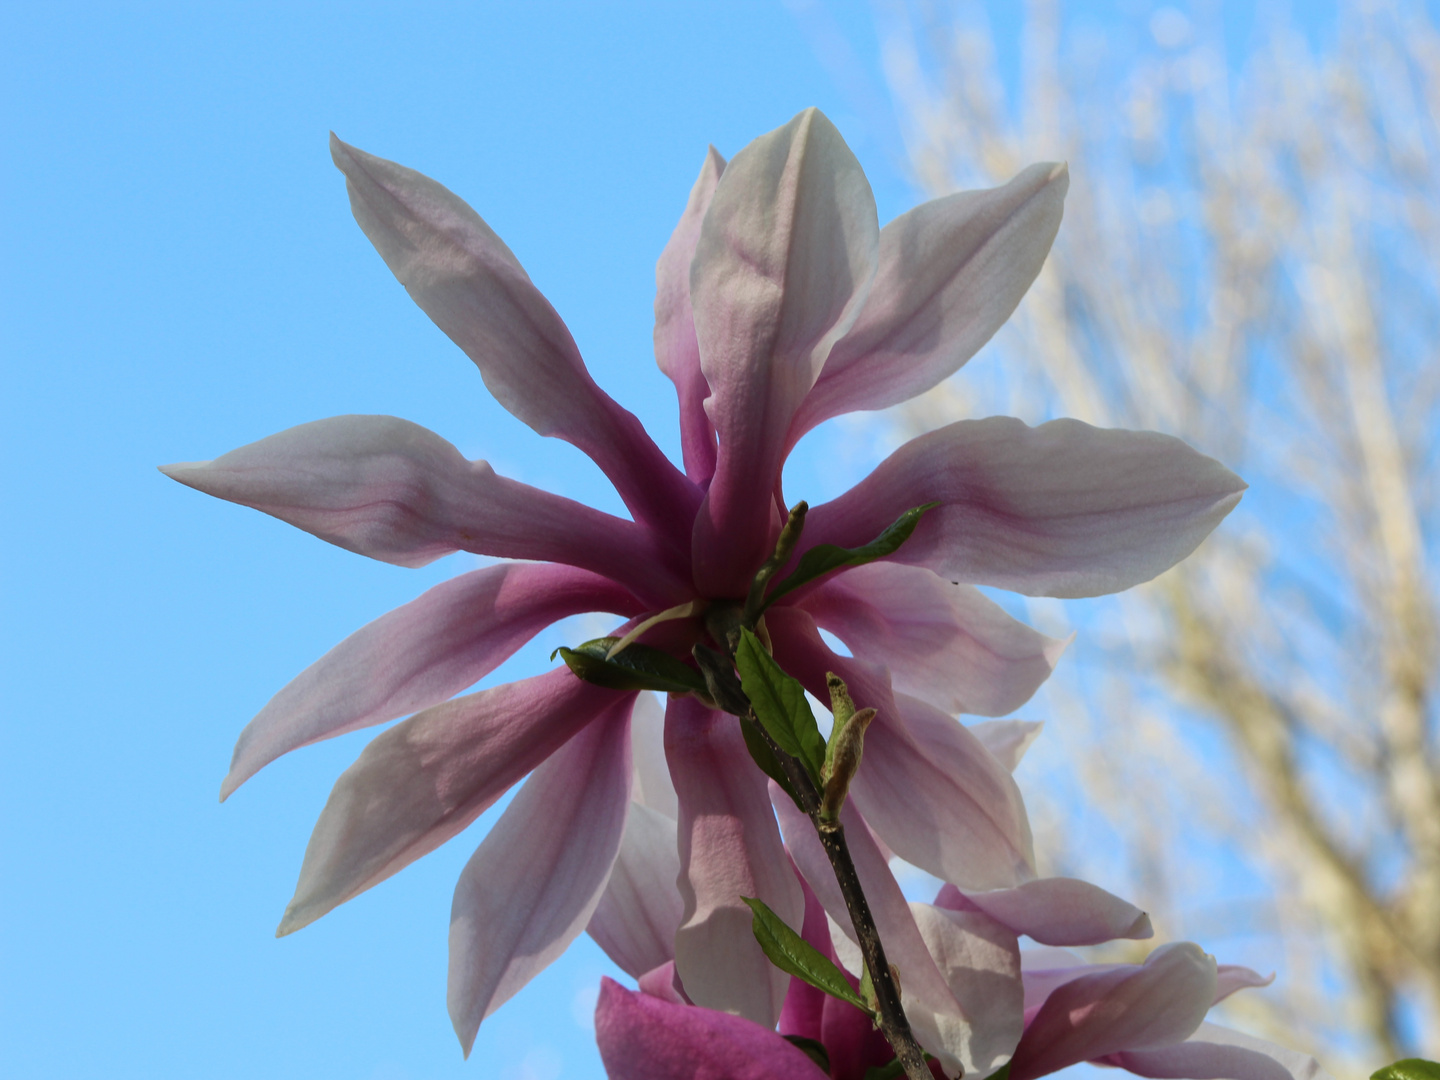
0,2 -> 1326,1079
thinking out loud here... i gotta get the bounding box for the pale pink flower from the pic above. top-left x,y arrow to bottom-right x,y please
163,108 -> 1244,1050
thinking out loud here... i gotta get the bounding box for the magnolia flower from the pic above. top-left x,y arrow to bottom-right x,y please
163,108 -> 1244,1050
595,865 -> 1331,1080
594,947 -> 1333,1080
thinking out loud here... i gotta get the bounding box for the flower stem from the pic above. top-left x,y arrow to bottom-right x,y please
754,723 -> 935,1080
815,821 -> 935,1080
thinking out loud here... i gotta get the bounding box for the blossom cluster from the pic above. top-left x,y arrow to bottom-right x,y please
165,109 -> 1328,1079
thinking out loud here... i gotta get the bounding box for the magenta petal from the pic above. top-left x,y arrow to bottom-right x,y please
594,977 -> 827,1080
936,878 -> 1152,947
223,562 -> 644,799
777,870 -> 834,1043
655,146 -> 725,483
1103,1022 -> 1333,1080
791,162 -> 1068,438
798,562 -> 1066,716
665,696 -> 803,1027
448,696 -> 633,1052
162,415 -> 689,604
690,108 -> 879,594
822,984 -> 897,1080
277,669 -> 625,934
330,137 -> 699,543
587,801 -> 684,979
1009,943 -> 1218,1080
802,417 -> 1246,598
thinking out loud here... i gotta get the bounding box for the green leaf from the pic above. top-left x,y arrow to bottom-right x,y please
738,712 -> 803,808
984,1063 -> 1013,1080
734,629 -> 826,784
554,638 -> 708,696
765,502 -> 941,606
1372,1060 -> 1440,1080
742,897 -> 871,1014
783,1036 -> 830,1073
858,959 -> 879,1013
863,1061 -> 906,1080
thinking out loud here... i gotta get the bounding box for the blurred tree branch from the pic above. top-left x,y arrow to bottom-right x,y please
882,0 -> 1440,1067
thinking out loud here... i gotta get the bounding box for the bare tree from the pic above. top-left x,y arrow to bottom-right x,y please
880,0 -> 1440,1068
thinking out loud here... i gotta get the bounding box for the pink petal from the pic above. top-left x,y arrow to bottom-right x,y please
161,415 -> 689,604
935,878 -> 1152,947
1009,943 -> 1218,1080
766,605 -> 900,728
222,562 -> 644,799
854,695 -> 1036,891
665,696 -> 804,1027
969,720 -> 1044,773
276,669 -> 627,934
331,136 -> 700,544
790,162 -> 1068,438
766,607 -> 1035,890
802,417 -> 1246,598
448,697 -> 633,1052
630,692 -> 679,820
638,960 -> 691,1006
587,801 -> 684,980
1214,965 -> 1274,1004
1102,1022 -> 1333,1080
689,108 -> 879,594
594,977 -> 827,1080
1018,948 -> 1094,1012
797,562 -> 1066,716
655,146 -> 725,483
772,795 -> 988,1077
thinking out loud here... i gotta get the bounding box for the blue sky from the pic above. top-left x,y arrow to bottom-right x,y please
0,3 -> 938,1078
2,1 -> 1364,1077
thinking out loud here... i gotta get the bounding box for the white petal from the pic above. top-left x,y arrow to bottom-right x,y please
586,801 -> 683,979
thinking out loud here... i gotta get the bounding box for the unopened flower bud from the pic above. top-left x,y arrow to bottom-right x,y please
820,706 -> 875,823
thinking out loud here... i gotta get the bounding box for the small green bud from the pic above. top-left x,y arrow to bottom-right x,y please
820,706 -> 875,823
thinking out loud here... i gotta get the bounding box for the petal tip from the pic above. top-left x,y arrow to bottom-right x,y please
275,903 -> 310,938
1045,631 -> 1077,668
